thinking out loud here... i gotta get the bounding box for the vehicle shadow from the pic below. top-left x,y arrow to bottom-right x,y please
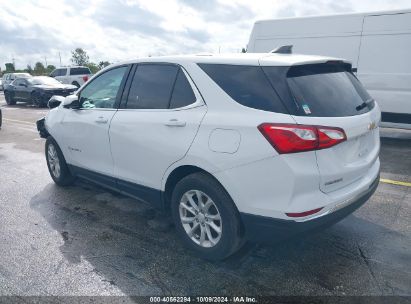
30,181 -> 410,296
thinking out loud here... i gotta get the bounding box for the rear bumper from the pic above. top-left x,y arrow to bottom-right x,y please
240,174 -> 379,243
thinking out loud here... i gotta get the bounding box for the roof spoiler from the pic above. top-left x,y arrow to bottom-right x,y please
270,45 -> 293,54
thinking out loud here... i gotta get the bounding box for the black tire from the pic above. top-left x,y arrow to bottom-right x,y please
72,81 -> 80,88
45,137 -> 75,186
4,91 -> 16,105
171,172 -> 244,261
31,91 -> 45,107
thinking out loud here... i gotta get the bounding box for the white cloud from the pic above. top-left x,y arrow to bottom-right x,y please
0,0 -> 410,69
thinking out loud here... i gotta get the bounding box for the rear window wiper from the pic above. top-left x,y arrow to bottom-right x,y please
356,98 -> 374,111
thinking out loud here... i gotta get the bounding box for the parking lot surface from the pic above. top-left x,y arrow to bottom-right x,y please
0,93 -> 410,297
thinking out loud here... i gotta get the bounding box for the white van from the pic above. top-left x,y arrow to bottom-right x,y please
247,9 -> 411,129
49,66 -> 92,88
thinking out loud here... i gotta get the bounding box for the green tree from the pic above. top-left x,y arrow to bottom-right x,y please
98,61 -> 110,69
5,63 -> 15,72
71,48 -> 89,66
46,65 -> 56,74
26,65 -> 33,74
86,62 -> 99,74
33,62 -> 46,75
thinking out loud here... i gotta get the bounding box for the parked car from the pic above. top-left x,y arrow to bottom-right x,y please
2,72 -> 31,90
4,76 -> 77,107
247,8 -> 411,129
37,53 -> 380,260
49,66 -> 92,88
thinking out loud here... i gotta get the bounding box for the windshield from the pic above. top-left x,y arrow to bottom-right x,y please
29,77 -> 62,86
15,73 -> 31,78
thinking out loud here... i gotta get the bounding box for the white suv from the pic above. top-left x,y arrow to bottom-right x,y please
37,53 -> 380,260
49,66 -> 92,88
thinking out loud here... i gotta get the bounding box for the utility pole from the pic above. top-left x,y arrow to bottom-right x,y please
12,56 -> 15,70
44,56 -> 48,67
58,52 -> 62,66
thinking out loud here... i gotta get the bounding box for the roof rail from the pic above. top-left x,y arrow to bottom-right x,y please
270,45 -> 293,54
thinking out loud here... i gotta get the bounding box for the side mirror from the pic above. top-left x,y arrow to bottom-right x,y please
62,95 -> 81,109
48,95 -> 66,109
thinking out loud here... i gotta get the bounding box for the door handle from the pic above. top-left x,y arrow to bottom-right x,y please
95,116 -> 108,124
164,119 -> 186,127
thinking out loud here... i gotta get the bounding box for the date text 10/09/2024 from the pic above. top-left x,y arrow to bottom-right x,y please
149,296 -> 257,303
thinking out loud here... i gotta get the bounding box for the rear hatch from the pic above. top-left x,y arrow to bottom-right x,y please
262,61 -> 381,193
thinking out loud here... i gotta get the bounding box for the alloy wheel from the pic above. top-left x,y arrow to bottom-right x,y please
179,190 -> 222,248
47,143 -> 61,178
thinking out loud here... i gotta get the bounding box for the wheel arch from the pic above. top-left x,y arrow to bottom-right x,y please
162,164 -> 240,218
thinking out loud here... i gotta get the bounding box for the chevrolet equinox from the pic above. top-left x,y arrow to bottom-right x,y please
37,53 -> 380,260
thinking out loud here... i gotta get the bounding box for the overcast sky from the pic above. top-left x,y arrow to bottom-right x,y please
0,0 -> 410,69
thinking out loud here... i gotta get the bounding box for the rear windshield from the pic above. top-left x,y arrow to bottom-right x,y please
264,63 -> 374,117
199,62 -> 374,117
198,64 -> 288,114
70,67 -> 91,75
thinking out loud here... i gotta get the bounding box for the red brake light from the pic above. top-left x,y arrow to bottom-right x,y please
258,123 -> 346,154
83,75 -> 89,82
317,127 -> 347,149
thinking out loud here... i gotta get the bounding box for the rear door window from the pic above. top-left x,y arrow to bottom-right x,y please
264,63 -> 374,117
169,69 -> 196,109
70,67 -> 91,75
126,64 -> 179,109
198,64 -> 288,114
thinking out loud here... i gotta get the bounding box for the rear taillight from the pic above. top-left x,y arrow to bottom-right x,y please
258,123 -> 346,154
82,75 -> 89,82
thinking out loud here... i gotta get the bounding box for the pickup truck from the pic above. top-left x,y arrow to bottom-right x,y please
49,66 -> 92,88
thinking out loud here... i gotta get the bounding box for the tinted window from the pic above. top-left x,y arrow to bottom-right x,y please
13,79 -> 23,86
280,64 -> 373,117
50,69 -> 63,77
198,64 -> 287,113
79,66 -> 127,109
126,64 -> 178,109
169,70 -> 196,109
70,67 -> 91,75
55,69 -> 67,77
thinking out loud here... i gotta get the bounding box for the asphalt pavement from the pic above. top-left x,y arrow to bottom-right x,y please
0,93 -> 410,298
